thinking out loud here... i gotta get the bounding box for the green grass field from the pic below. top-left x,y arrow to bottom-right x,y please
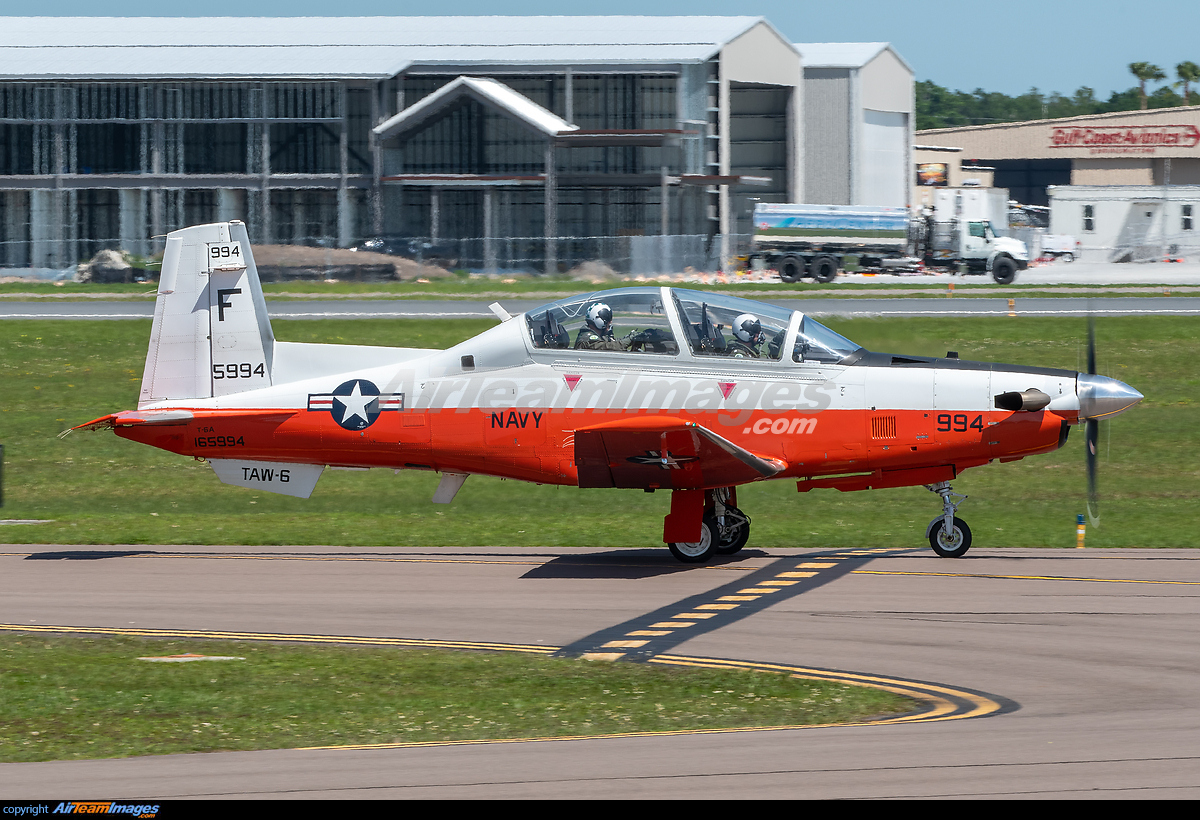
0,634 -> 912,762
1,314 -> 1196,550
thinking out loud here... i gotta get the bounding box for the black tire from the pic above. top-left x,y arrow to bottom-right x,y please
811,255 -> 839,283
991,256 -> 1018,284
714,508 -> 751,555
1062,252 -> 1074,263
668,516 -> 717,563
928,517 -> 972,558
779,255 -> 806,283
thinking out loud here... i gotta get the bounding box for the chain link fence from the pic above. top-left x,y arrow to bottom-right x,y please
0,233 -> 743,282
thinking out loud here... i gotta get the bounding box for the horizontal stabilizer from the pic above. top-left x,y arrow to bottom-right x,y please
69,409 -> 196,433
70,408 -> 296,434
574,416 -> 786,490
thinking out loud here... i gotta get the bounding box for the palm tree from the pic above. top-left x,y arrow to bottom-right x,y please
1130,62 -> 1167,109
1178,61 -> 1200,105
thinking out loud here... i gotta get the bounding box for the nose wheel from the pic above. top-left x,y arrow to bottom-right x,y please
925,482 -> 971,558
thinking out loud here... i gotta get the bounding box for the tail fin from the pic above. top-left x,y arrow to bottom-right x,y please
139,221 -> 274,407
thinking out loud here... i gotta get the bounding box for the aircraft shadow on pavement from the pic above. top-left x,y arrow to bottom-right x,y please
521,549 -> 770,579
25,550 -> 158,560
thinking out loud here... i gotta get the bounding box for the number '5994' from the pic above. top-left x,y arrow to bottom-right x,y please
213,363 -> 265,379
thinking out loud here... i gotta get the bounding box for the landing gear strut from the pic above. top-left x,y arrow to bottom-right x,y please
665,487 -> 751,563
925,481 -> 972,558
712,487 -> 751,555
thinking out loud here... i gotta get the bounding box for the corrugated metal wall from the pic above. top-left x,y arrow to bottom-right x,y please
803,68 -> 851,205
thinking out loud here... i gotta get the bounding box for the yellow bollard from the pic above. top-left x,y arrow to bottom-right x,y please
1008,298 -> 1016,317
1076,513 -> 1086,549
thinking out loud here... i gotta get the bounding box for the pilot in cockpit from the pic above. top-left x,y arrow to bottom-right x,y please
724,313 -> 766,358
575,302 -> 632,351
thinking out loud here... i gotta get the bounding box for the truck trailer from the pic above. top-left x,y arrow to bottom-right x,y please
748,203 -> 912,283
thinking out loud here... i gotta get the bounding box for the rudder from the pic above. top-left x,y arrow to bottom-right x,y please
139,221 -> 274,407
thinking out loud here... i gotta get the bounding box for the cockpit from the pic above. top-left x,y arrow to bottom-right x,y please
525,287 -> 862,365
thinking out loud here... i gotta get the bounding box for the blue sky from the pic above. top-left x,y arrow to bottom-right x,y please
16,0 -> 1200,99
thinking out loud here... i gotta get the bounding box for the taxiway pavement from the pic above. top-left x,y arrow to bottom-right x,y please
1,545 -> 1198,799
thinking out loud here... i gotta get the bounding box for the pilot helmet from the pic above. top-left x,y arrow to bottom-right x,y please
586,302 -> 613,333
733,313 -> 763,345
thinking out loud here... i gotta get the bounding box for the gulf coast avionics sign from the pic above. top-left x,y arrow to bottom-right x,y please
1049,124 -> 1200,154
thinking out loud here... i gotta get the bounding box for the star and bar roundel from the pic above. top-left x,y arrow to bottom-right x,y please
307,379 -> 403,431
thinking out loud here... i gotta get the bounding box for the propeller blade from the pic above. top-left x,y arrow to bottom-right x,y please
1087,314 -> 1096,375
1086,418 -> 1099,527
1085,308 -> 1099,526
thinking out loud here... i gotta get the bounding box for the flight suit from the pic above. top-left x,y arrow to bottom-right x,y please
724,340 -> 761,358
575,329 -> 630,351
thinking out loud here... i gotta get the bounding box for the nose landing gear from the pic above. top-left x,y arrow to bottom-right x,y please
925,481 -> 972,558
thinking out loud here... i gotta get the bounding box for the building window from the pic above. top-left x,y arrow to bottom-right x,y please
1184,205 -> 1194,231
1083,205 -> 1094,233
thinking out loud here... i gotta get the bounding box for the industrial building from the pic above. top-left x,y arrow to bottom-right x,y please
0,16 -> 914,273
916,106 -> 1200,260
915,105 -> 1200,206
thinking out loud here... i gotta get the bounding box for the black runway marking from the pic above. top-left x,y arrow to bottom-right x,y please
555,550 -> 896,660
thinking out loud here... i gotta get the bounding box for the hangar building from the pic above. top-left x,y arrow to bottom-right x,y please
915,105 -> 1200,206
795,42 -> 914,209
0,16 -> 913,272
916,106 -> 1200,260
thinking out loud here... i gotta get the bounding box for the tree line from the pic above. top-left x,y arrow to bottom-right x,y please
917,61 -> 1200,130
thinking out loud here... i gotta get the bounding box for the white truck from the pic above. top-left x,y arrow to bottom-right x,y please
920,218 -> 1029,283
749,199 -> 1029,284
922,187 -> 1030,283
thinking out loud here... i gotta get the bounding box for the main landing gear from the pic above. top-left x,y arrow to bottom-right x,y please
666,487 -> 751,564
925,481 -> 972,558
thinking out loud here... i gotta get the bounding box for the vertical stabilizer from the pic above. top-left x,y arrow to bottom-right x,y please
139,221 -> 274,407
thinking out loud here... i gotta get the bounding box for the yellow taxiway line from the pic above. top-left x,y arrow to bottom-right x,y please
0,621 -> 1004,753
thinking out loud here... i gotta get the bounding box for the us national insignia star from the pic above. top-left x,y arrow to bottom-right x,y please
627,450 -> 698,470
307,379 -> 403,431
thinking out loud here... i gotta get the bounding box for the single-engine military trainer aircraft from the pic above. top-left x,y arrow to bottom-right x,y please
73,221 -> 1143,562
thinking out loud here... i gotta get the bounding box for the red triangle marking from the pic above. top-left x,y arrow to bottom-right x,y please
718,382 -> 737,399
564,375 -> 581,392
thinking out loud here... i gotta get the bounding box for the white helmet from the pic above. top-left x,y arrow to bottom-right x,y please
732,313 -> 763,345
586,302 -> 613,333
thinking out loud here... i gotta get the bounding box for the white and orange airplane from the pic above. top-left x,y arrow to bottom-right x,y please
75,221 -> 1143,562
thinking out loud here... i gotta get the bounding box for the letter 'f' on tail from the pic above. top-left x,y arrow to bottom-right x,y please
139,221 -> 274,408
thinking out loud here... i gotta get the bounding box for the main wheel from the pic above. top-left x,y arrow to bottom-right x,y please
991,256 -> 1018,284
714,508 -> 751,555
668,516 -> 717,563
1062,252 -> 1074,263
928,516 -> 972,558
811,255 -> 839,283
779,255 -> 806,283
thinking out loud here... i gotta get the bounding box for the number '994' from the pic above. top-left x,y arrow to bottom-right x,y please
213,363 -> 265,379
937,413 -> 984,432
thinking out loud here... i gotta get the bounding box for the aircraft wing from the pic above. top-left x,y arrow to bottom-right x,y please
574,416 -> 787,490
